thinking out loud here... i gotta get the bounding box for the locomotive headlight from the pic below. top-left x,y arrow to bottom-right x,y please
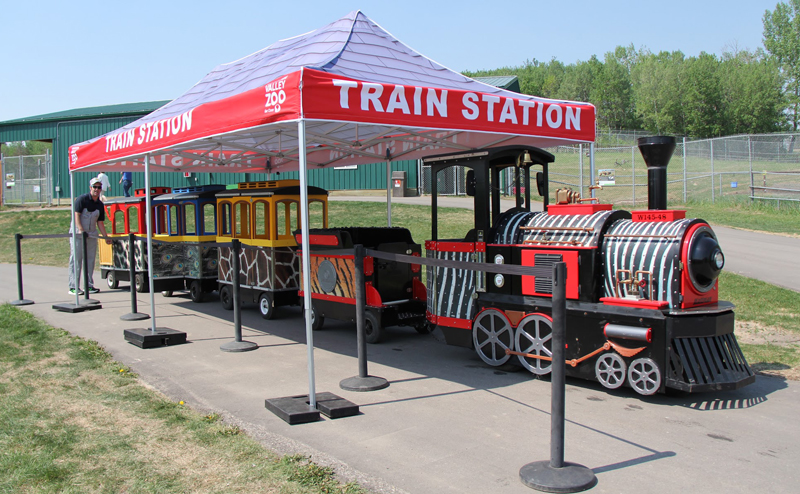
494,254 -> 504,264
714,250 -> 724,270
494,274 -> 505,288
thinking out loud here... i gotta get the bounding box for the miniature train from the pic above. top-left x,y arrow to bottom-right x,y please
213,181 -> 427,342
298,226 -> 428,343
99,185 -> 223,301
98,136 -> 754,395
99,180 -> 427,342
423,137 -> 754,395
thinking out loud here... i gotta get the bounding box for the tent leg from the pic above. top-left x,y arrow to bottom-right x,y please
265,119 -> 357,424
124,153 -> 186,349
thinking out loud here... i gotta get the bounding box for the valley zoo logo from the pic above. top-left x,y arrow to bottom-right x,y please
265,76 -> 288,114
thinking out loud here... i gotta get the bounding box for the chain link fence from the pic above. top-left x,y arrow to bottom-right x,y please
420,133 -> 800,207
2,153 -> 52,206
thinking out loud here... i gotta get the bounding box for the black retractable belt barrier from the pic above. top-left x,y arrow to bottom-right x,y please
121,233 -> 149,321
221,238 -> 257,352
52,232 -> 102,313
11,233 -> 33,306
340,244 -> 388,392
519,262 -> 596,493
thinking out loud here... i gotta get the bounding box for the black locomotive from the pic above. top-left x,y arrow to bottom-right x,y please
423,137 -> 754,395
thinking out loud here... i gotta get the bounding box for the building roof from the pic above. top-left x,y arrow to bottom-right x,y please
0,101 -> 171,126
472,76 -> 520,93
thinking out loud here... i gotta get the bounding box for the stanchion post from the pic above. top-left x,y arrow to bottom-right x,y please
221,238 -> 257,352
340,244 -> 388,392
121,233 -> 149,321
519,262 -> 596,493
81,231 -> 100,306
129,234 -> 138,313
11,233 -> 34,306
83,232 -> 90,301
551,262 -> 567,469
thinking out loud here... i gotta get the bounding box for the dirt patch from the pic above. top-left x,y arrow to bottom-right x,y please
736,321 -> 800,346
736,321 -> 800,380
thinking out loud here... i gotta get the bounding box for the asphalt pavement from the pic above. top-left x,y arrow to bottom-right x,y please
2,263 -> 799,494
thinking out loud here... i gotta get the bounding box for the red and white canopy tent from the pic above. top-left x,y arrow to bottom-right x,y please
68,10 -> 596,406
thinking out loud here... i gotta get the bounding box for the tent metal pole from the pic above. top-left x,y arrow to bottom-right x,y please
590,142 -> 596,199
144,154 -> 157,332
386,159 -> 392,227
69,171 -> 79,305
297,120 -> 316,410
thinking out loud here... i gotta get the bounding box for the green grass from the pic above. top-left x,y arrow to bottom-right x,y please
328,201 -> 473,243
720,271 -> 800,333
0,304 -> 364,494
681,198 -> 800,235
0,209 -> 72,266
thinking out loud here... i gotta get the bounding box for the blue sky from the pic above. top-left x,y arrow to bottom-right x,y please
0,0 -> 781,122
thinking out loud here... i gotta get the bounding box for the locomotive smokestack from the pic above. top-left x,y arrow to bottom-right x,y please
638,136 -> 676,210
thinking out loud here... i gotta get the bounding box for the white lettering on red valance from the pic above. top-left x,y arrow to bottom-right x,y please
326,76 -> 587,136
104,109 -> 195,153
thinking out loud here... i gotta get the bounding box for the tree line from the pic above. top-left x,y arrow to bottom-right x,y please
465,1 -> 800,139
464,46 -> 785,139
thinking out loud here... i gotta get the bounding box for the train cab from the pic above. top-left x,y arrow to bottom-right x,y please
99,187 -> 170,292
150,185 -> 226,301
214,180 -> 328,318
424,146 -> 555,348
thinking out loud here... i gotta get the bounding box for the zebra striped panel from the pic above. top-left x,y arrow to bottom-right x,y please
602,219 -> 694,307
520,211 -> 616,247
426,249 -> 476,322
493,211 -> 538,244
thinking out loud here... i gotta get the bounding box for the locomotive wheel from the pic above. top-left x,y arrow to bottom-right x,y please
628,358 -> 662,396
595,353 -> 627,390
258,292 -> 275,320
161,290 -> 173,297
106,271 -> 118,289
472,309 -> 513,367
134,273 -> 149,293
219,285 -> 234,310
514,313 -> 553,375
310,304 -> 325,331
189,280 -> 204,303
364,311 -> 383,344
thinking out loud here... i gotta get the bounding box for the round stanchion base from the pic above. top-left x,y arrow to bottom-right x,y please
519,461 -> 597,493
11,299 -> 34,306
80,298 -> 101,306
220,340 -> 258,353
120,312 -> 151,321
339,375 -> 390,392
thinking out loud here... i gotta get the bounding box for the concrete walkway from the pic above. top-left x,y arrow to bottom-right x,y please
2,263 -> 799,494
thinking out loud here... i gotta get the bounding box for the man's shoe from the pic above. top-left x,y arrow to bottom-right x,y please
88,287 -> 100,294
68,288 -> 84,295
